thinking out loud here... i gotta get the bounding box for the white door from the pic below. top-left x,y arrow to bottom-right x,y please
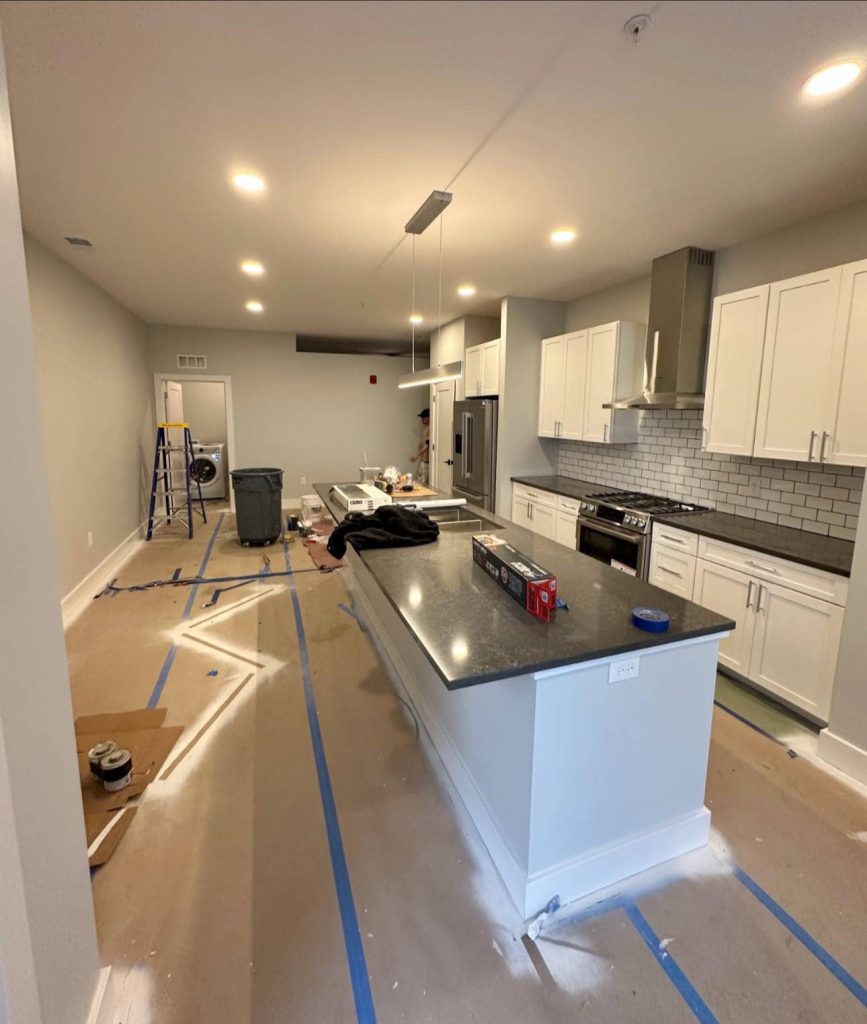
753,268 -> 842,462
583,323 -> 617,443
480,340 -> 500,395
161,379 -> 186,494
561,331 -> 588,440
703,286 -> 769,455
538,335 -> 566,437
749,579 -> 842,721
431,381 -> 455,492
693,560 -> 755,676
648,544 -> 696,600
511,492 -> 534,530
823,258 -> 867,467
554,510 -> 578,548
464,345 -> 483,397
530,501 -> 557,541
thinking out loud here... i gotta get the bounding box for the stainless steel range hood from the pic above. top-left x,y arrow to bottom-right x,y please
604,246 -> 715,411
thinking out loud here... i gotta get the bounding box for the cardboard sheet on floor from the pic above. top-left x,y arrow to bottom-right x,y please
75,708 -> 183,866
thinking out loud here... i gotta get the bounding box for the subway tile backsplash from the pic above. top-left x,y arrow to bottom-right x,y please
557,410 -> 863,541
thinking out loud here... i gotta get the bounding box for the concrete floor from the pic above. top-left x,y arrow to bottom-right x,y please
65,510 -> 867,1023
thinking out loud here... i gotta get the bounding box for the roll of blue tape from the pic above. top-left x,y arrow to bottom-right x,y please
632,606 -> 670,632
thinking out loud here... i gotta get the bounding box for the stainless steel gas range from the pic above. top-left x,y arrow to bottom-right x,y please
575,490 -> 709,579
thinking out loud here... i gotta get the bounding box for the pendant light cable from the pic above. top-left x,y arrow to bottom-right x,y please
410,233 -> 416,373
437,212 -> 444,334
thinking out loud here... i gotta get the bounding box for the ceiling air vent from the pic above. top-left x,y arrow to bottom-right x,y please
65,235 -> 93,247
176,354 -> 207,370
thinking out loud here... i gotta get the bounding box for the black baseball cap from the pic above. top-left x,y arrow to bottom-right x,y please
418,408 -> 430,418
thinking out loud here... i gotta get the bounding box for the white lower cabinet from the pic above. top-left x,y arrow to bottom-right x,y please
531,502 -> 557,541
555,510 -> 577,548
693,560 -> 756,677
511,485 -> 557,540
510,493 -> 533,531
648,544 -> 697,600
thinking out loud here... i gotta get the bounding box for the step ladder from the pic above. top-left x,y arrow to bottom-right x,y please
146,423 -> 207,540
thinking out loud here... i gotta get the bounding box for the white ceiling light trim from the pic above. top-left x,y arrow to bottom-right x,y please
550,228 -> 577,245
245,299 -> 264,313
803,60 -> 863,98
232,172 -> 266,193
457,284 -> 476,297
240,259 -> 265,276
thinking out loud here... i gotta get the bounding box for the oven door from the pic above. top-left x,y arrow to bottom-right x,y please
576,517 -> 648,578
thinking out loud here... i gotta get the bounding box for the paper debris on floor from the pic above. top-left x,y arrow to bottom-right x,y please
74,708 -> 183,867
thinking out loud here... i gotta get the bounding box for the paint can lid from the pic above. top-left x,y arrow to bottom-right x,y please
632,607 -> 670,632
88,740 -> 117,764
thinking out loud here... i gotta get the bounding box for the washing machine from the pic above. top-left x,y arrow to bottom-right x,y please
191,443 -> 227,499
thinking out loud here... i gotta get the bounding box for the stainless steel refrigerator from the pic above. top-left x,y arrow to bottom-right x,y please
452,398 -> 498,511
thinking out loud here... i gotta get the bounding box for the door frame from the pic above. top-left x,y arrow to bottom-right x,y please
430,380 -> 455,492
153,374 -> 237,512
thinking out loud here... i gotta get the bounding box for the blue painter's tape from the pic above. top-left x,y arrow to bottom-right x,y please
147,514 -> 225,709
625,902 -> 718,1023
733,865 -> 867,1007
284,542 -> 377,1024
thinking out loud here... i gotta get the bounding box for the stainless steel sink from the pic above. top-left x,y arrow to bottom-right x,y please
424,506 -> 499,532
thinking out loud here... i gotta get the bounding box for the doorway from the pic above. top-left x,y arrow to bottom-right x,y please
153,374 -> 236,512
431,380 -> 455,492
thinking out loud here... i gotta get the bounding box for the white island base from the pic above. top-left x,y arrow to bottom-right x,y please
348,553 -> 725,921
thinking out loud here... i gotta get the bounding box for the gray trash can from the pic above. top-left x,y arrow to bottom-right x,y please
231,468 -> 284,546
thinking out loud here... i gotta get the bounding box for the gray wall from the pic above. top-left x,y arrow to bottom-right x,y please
0,34 -> 100,1024
147,325 -> 424,499
565,276 -> 651,333
25,234 -> 153,598
181,380 -> 227,446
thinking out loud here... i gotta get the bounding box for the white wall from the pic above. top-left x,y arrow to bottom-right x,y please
495,296 -> 564,514
180,380 -> 227,445
147,325 -> 423,498
25,234 -> 152,599
565,275 -> 651,333
0,28 -> 100,1024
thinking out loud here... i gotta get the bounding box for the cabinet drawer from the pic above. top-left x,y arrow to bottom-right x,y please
557,495 -> 581,516
513,484 -> 556,509
651,523 -> 699,557
649,544 -> 696,599
697,536 -> 848,606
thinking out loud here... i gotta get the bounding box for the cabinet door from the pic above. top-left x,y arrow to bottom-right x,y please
531,501 -> 557,541
464,345 -> 483,396
749,580 -> 842,722
753,268 -> 842,461
480,340 -> 500,396
511,492 -> 533,530
554,510 -> 578,548
823,259 -> 867,467
560,331 -> 588,439
703,286 -> 769,455
648,544 -> 696,600
693,560 -> 755,676
538,335 -> 566,437
583,323 -> 618,442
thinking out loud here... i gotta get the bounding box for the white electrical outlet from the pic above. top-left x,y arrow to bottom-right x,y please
608,656 -> 640,683
300,476 -> 307,486
87,531 -> 94,548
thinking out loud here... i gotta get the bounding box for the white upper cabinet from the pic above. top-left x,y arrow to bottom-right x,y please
823,258 -> 867,467
539,322 -> 643,444
464,338 -> 500,397
753,267 -> 842,461
464,344 -> 483,397
702,285 -> 769,456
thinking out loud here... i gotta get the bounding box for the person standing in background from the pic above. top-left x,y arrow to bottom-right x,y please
409,407 -> 430,484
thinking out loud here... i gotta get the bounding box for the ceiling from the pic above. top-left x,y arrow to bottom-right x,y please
2,0 -> 867,340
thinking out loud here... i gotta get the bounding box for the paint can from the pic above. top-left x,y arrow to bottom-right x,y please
99,748 -> 133,792
88,741 -> 118,781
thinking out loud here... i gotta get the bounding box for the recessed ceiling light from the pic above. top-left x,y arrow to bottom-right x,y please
240,259 -> 265,276
409,314 -> 424,325
803,61 -> 863,98
550,228 -> 577,245
232,172 -> 266,193
457,284 -> 476,298
245,300 -> 264,313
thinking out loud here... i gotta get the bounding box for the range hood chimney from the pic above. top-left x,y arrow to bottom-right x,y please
605,246 -> 715,411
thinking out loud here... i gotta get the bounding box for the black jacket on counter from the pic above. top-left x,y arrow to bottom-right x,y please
326,505 -> 439,559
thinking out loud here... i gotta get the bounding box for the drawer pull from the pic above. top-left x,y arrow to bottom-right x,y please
659,533 -> 688,545
757,583 -> 768,613
658,565 -> 683,578
746,560 -> 778,574
746,580 -> 756,609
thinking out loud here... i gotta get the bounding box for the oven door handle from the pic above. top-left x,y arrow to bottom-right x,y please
577,517 -> 643,546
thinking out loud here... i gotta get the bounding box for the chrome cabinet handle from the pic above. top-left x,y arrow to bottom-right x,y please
820,431 -> 830,462
702,426 -> 708,449
746,579 -> 755,609
746,560 -> 778,574
659,533 -> 687,545
757,584 -> 767,613
658,564 -> 683,578
808,430 -> 817,461
603,422 -> 609,443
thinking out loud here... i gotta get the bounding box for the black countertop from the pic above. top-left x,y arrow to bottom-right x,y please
512,475 -> 854,578
316,483 -> 733,691
655,510 -> 854,577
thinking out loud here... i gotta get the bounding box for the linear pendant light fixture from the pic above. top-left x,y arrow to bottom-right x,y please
399,189 -> 463,389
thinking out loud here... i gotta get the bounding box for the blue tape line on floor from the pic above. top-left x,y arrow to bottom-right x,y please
624,902 -> 718,1023
733,865 -> 867,1006
284,542 -> 377,1024
147,514 -> 225,709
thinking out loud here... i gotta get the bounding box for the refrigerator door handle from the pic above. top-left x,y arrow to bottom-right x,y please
461,412 -> 471,479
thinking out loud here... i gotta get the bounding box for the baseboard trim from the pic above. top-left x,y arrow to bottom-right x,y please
818,729 -> 867,786
86,966 -> 112,1024
62,523 -> 145,630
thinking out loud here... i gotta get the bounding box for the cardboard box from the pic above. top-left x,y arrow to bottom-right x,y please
472,533 -> 557,622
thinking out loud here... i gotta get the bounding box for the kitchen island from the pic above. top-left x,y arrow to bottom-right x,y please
316,483 -> 733,919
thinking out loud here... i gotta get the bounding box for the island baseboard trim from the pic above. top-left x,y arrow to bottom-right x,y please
817,729 -> 867,787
